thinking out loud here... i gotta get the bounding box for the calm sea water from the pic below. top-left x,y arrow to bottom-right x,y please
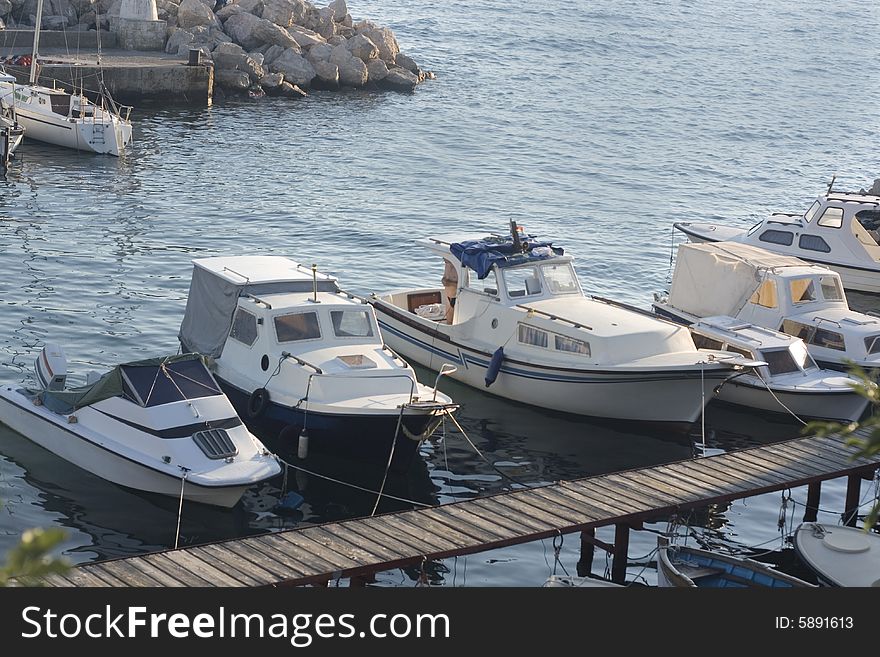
1,0 -> 879,586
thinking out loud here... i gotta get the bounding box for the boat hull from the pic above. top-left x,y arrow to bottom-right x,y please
0,389 -> 255,508
714,379 -> 868,423
373,302 -> 731,426
794,522 -> 880,587
14,106 -> 131,156
219,379 -> 444,471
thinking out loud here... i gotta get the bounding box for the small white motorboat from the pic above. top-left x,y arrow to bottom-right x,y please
690,316 -> 869,422
673,181 -> 880,293
0,346 -> 281,508
657,537 -> 813,587
794,522 -> 880,587
178,256 -> 457,471
654,241 -> 880,373
368,223 -> 753,428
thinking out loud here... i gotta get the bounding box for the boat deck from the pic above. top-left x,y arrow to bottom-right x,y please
40,431 -> 879,587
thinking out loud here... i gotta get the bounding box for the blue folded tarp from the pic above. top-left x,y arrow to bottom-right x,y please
450,236 -> 564,279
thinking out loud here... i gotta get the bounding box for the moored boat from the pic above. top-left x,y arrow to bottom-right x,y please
794,522 -> 880,587
368,224 -> 752,428
0,346 -> 281,508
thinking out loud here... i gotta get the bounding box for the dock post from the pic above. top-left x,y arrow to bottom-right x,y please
576,528 -> 595,577
843,474 -> 861,527
803,482 -> 821,522
611,524 -> 629,585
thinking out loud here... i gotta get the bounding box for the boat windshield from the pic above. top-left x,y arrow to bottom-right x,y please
760,341 -> 815,375
330,309 -> 376,339
121,359 -> 222,407
541,263 -> 581,295
503,266 -> 543,298
803,200 -> 821,223
819,275 -> 844,301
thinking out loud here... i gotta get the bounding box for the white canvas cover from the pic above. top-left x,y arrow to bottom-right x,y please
178,262 -> 339,358
667,242 -> 809,318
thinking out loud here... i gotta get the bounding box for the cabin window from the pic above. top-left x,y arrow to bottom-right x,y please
856,209 -> 880,234
541,264 -> 579,295
798,235 -> 831,253
724,345 -> 753,359
465,269 -> 498,296
780,319 -> 814,341
803,201 -> 822,223
789,340 -> 816,371
758,229 -> 794,246
816,207 -> 843,228
274,312 -> 321,342
554,334 -> 590,356
330,310 -> 374,338
229,308 -> 258,346
518,324 -> 548,348
865,335 -> 880,355
749,279 -> 778,308
49,94 -> 70,116
789,278 -> 816,304
504,267 -> 543,298
820,276 -> 843,301
812,327 -> 845,351
760,349 -> 799,375
691,334 -> 724,350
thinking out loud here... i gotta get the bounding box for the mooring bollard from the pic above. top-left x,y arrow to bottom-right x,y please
187,48 -> 202,66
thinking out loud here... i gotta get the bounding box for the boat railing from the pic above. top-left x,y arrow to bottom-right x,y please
300,371 -> 418,407
514,303 -> 592,331
280,350 -> 322,374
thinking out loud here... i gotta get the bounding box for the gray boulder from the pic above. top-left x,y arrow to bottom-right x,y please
326,0 -> 344,19
155,0 -> 178,15
287,23 -> 325,47
353,19 -> 376,34
337,55 -> 366,87
346,33 -> 377,62
248,51 -> 264,66
261,0 -> 293,27
177,0 -> 218,29
262,43 -> 285,65
312,11 -> 334,38
215,3 -> 242,20
214,69 -> 251,91
224,11 -> 299,50
212,50 -> 263,80
20,0 -> 77,25
306,41 -> 331,63
326,34 -> 345,46
394,52 -> 420,75
365,57 -> 387,83
365,26 -> 398,63
67,0 -> 92,15
311,58 -> 337,86
213,41 -> 244,55
237,0 -> 262,15
328,41 -> 349,65
259,71 -> 283,88
277,81 -> 307,97
269,47 -> 315,86
381,66 -> 417,92
165,27 -> 194,53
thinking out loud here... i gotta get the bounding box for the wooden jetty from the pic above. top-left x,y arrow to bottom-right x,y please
42,432 -> 880,587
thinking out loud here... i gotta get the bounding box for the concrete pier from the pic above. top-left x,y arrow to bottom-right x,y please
1,31 -> 212,105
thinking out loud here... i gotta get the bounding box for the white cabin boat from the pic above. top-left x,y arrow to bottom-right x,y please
653,242 -> 880,373
178,256 -> 456,471
674,188 -> 880,293
0,347 -> 281,508
794,522 -> 880,587
689,316 -> 868,422
367,228 -> 752,428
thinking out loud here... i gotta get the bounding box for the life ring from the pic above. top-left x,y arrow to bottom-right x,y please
247,387 -> 270,418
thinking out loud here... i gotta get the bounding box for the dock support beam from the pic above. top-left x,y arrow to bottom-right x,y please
577,528 -> 595,577
803,482 -> 821,522
611,524 -> 629,585
844,474 -> 861,527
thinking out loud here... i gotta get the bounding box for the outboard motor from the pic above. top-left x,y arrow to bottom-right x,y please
35,344 -> 67,391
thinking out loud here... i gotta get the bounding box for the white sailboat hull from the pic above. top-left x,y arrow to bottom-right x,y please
15,104 -> 131,156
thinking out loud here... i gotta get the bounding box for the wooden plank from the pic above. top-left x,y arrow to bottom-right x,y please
566,477 -> 671,512
758,444 -> 844,476
376,513 -> 476,549
562,478 -> 650,517
465,497 -> 560,534
78,565 -> 132,587
506,488 -> 611,525
365,516 -> 460,553
94,559 -> 165,587
799,438 -> 872,468
626,468 -> 713,502
477,493 -> 576,530
330,523 -> 415,562
245,536 -> 313,577
605,471 -> 695,504
654,463 -> 743,496
142,553 -> 216,587
221,542 -> 298,581
772,439 -> 860,469
273,532 -> 351,573
121,557 -> 189,587
425,504 -> 519,544
350,518 -> 442,557
302,526 -> 378,566
188,545 -> 274,586
686,457 -> 790,491
718,453 -> 803,486
160,549 -> 251,586
732,448 -> 823,481
49,569 -> 110,587
276,531 -> 356,572
525,485 -> 625,524
579,478 -> 660,513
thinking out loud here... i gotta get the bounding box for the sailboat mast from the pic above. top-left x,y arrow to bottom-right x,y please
29,0 -> 43,85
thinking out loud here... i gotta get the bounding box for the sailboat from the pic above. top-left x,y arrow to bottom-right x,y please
0,0 -> 132,156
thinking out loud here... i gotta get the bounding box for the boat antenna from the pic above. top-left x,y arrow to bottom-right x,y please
826,174 -> 836,196
510,219 -> 523,252
311,263 -> 318,303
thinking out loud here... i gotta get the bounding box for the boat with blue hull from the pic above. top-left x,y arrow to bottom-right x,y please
178,256 -> 456,471
368,225 -> 752,428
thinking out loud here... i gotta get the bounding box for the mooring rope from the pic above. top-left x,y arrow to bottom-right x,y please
370,405 -> 406,517
441,408 -> 529,488
174,467 -> 190,549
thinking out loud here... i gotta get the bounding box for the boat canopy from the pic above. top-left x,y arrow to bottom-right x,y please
39,354 -> 219,414
450,235 -> 564,279
179,257 -> 340,358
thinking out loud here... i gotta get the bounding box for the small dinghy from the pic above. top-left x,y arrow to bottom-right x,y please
656,537 -> 813,587
794,522 -> 880,586
0,346 -> 281,508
